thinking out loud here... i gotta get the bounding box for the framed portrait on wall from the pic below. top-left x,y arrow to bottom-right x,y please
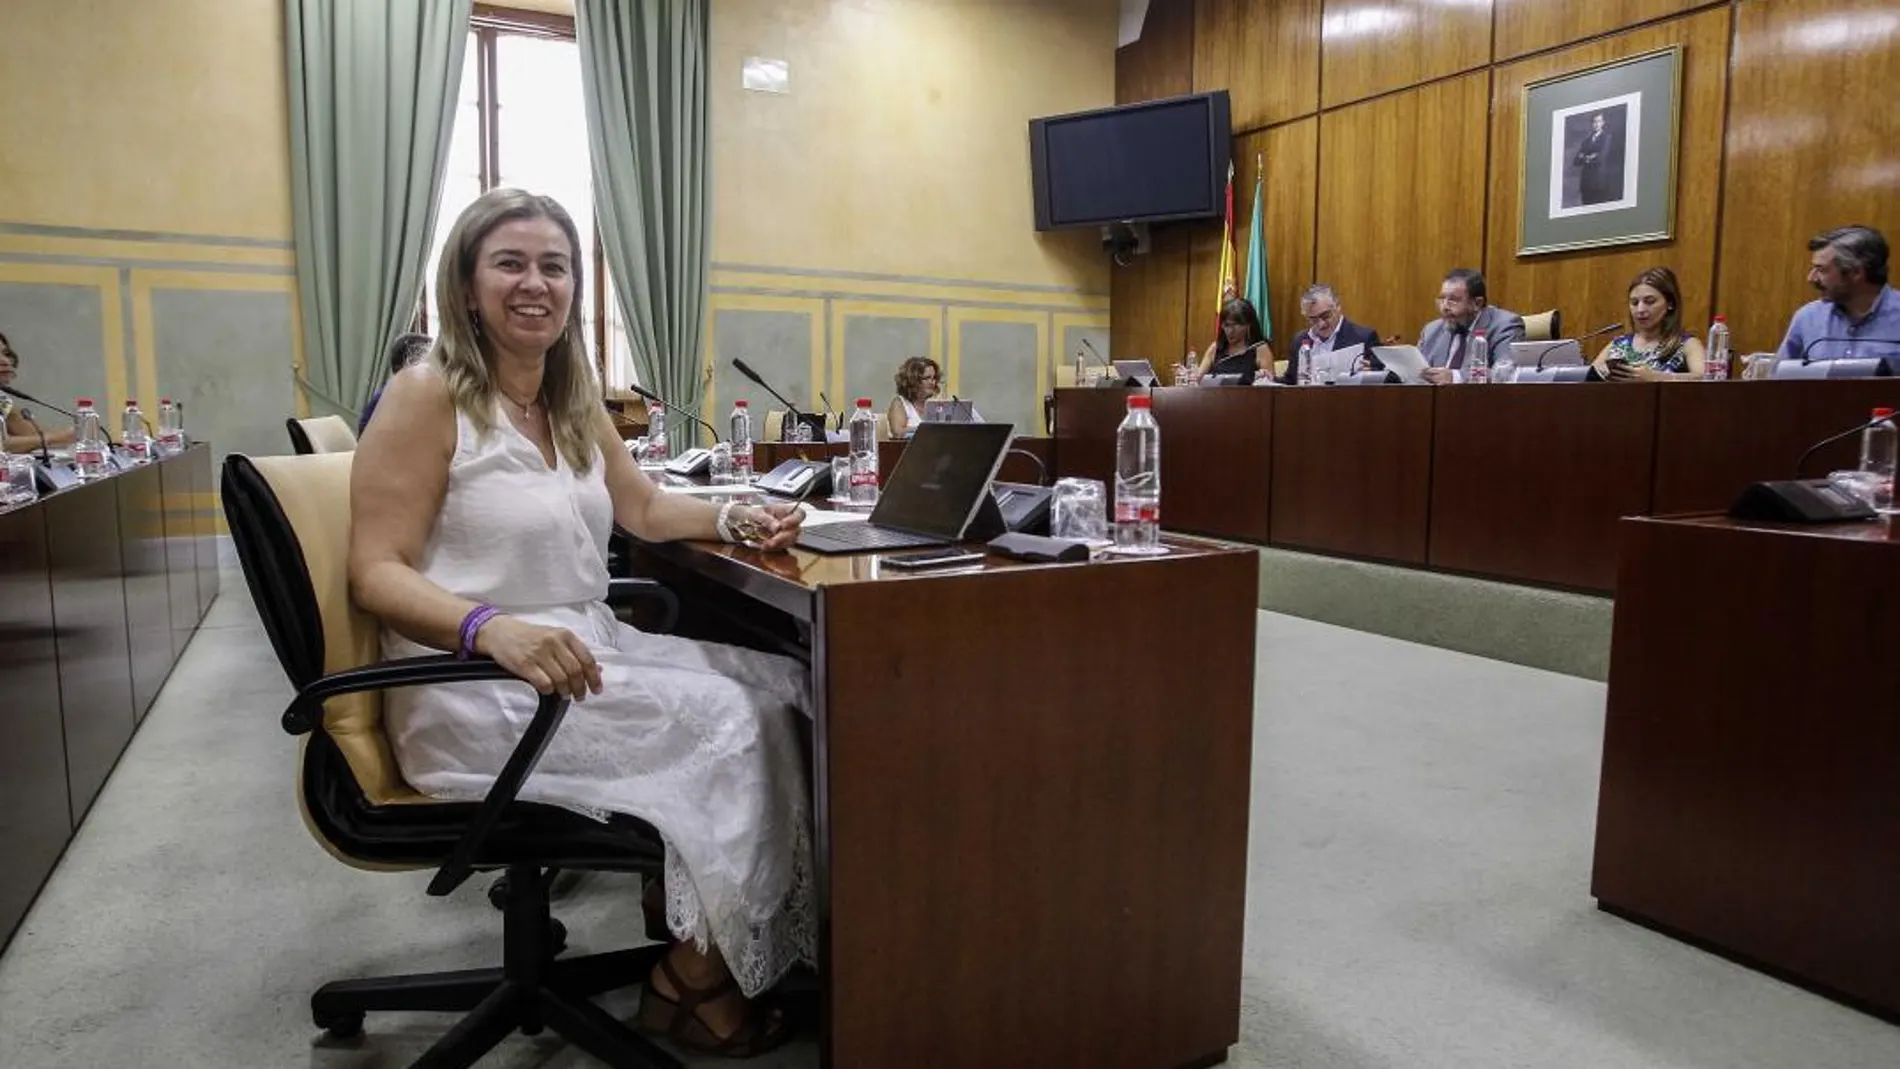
1519,47 -> 1681,256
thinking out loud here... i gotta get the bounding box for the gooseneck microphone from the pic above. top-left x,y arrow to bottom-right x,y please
1794,411 -> 1892,478
1538,324 -> 1621,370
816,391 -> 837,433
1080,338 -> 1113,369
2,385 -> 116,447
1797,335 -> 1900,365
732,358 -> 821,440
624,383 -> 716,446
1,384 -> 75,420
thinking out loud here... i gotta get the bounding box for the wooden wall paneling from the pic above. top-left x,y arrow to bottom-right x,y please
1718,0 -> 1900,354
1182,216 -> 1230,363
1117,0 -> 1196,104
1193,0 -> 1321,130
1316,73 -> 1493,350
1495,0 -> 1712,61
0,504 -> 71,949
1321,0 -> 1495,108
1484,9 -> 1732,350
1238,121 -> 1320,352
1110,221 -> 1197,366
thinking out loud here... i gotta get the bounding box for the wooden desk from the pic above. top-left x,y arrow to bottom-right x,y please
1594,514 -> 1900,1017
1270,387 -> 1432,563
1151,387 -> 1273,542
630,534 -> 1258,1069
0,443 -> 215,949
1652,379 -> 1900,514
1052,387 -> 1136,484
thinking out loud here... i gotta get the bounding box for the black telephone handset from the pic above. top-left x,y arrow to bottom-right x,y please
756,458 -> 831,500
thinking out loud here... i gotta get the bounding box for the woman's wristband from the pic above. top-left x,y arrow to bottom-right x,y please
715,500 -> 740,543
458,604 -> 501,660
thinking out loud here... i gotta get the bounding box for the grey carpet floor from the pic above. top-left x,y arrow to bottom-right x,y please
1,567 -> 1895,1068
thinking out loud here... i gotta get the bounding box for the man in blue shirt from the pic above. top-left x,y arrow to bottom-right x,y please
358,332 -> 433,435
1778,225 -> 1900,369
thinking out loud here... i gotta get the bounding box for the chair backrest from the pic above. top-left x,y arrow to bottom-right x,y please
287,414 -> 358,455
1523,309 -> 1562,342
221,452 -> 420,804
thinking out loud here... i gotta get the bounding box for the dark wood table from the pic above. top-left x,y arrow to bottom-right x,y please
1651,379 -> 1900,514
0,443 -> 216,949
1151,387 -> 1273,542
1593,513 -> 1900,1017
629,533 -> 1258,1069
1270,386 -> 1432,563
1052,387 -> 1137,485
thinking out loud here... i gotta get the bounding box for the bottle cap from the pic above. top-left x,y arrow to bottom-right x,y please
1127,395 -> 1152,409
76,397 -> 94,407
1874,407 -> 1894,420
160,397 -> 171,404
857,398 -> 872,407
734,399 -> 748,407
1473,330 -> 1487,337
1714,314 -> 1726,323
125,399 -> 138,407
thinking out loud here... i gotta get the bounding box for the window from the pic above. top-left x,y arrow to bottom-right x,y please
422,7 -> 638,388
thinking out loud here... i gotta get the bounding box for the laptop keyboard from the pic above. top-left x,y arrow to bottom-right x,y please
799,522 -> 947,552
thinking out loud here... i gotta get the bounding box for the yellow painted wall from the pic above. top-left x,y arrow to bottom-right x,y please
710,0 -> 1117,292
0,0 -> 293,240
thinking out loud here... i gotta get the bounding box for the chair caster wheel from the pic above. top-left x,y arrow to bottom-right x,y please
314,1010 -> 364,1039
549,918 -> 568,956
488,875 -> 511,910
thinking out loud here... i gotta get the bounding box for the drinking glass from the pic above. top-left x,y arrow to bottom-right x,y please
1051,477 -> 1108,543
2,454 -> 40,506
709,442 -> 734,484
829,456 -> 852,505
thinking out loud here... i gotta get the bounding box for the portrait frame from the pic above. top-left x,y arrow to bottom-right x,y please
1518,47 -> 1682,257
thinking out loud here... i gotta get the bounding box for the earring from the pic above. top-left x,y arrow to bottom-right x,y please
468,309 -> 483,338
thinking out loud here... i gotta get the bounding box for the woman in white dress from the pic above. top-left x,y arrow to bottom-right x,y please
350,188 -> 810,1057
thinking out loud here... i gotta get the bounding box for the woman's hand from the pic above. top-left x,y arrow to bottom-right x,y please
730,502 -> 804,552
476,616 -> 603,700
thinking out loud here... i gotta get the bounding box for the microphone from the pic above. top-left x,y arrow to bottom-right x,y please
1081,338 -> 1113,369
1576,322 -> 1622,343
1,384 -> 74,420
1795,411 -> 1893,478
2,386 -> 117,446
624,383 -> 717,446
8,404 -> 52,462
1798,335 -> 1900,365
731,358 -> 816,439
1535,325 -> 1621,370
816,391 -> 837,432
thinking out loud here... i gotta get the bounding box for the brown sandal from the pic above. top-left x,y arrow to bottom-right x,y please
635,952 -> 793,1058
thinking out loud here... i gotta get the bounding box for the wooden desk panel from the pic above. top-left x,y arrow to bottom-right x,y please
1150,386 -> 1272,542
1430,385 -> 1657,591
1270,387 -> 1432,563
1652,380 -> 1900,515
117,464 -> 173,721
0,502 -> 71,949
44,480 -> 137,824
1053,387 -> 1136,485
1595,516 -> 1900,1015
159,455 -> 199,658
190,445 -> 219,614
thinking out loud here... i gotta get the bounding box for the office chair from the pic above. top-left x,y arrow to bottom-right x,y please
286,414 -> 358,455
221,451 -> 685,1068
1522,309 -> 1562,342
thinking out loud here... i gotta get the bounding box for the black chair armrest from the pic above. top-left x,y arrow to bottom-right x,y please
607,577 -> 679,632
283,653 -> 573,898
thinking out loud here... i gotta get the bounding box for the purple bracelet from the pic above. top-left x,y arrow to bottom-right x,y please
457,604 -> 500,661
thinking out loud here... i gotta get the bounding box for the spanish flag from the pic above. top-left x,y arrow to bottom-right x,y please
1215,160 -> 1237,338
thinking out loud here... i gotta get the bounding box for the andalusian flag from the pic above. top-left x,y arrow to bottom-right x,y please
1243,158 -> 1270,338
1214,161 -> 1237,338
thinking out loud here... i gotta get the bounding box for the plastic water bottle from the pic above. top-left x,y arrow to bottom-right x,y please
1296,340 -> 1313,386
848,398 -> 879,506
121,399 -> 151,465
1705,316 -> 1731,381
1860,406 -> 1896,512
156,397 -> 185,456
645,402 -> 667,464
73,398 -> 109,480
1464,331 -> 1490,384
1113,394 -> 1164,554
728,399 -> 753,484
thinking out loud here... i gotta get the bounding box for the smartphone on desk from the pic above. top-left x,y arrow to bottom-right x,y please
883,548 -> 985,570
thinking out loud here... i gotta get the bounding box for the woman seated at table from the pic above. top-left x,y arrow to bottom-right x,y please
0,333 -> 78,452
351,188 -> 811,1055
1592,267 -> 1706,381
1193,297 -> 1274,381
886,356 -> 981,437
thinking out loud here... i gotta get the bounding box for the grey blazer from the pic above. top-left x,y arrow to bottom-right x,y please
1418,306 -> 1527,368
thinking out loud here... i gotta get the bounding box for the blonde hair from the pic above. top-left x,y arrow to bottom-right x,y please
432,188 -> 601,472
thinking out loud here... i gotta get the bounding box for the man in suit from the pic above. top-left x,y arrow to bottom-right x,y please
1279,284 -> 1382,384
1572,112 -> 1619,205
1418,269 -> 1526,384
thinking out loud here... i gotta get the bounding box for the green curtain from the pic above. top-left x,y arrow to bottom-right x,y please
284,0 -> 470,419
574,0 -> 712,449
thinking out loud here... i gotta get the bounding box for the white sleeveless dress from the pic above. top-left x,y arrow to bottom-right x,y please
382,406 -> 815,996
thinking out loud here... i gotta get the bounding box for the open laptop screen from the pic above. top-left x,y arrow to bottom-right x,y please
869,422 -> 1014,538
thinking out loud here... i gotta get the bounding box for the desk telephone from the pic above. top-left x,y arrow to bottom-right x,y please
756,458 -> 831,500
663,448 -> 715,477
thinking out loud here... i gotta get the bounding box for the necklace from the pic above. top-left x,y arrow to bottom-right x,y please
498,387 -> 540,415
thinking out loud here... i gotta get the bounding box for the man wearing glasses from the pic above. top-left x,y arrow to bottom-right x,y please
1277,284 -> 1384,384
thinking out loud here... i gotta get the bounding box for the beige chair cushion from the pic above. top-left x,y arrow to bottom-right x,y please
296,414 -> 359,454
1523,309 -> 1559,342
249,453 -> 424,806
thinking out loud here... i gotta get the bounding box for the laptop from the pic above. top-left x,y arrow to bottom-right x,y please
923,398 -> 975,423
1112,359 -> 1160,387
796,422 -> 1013,554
